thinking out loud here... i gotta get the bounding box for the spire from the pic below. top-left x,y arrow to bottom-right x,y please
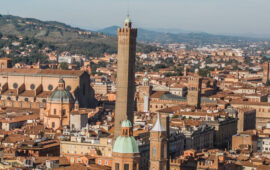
151,113 -> 165,132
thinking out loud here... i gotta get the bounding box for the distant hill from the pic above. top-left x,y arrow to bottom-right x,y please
99,26 -> 264,44
0,14 -> 158,57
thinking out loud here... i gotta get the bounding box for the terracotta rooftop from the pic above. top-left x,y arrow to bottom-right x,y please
0,68 -> 85,76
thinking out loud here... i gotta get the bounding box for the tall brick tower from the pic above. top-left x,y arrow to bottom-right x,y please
263,61 -> 270,84
187,76 -> 202,109
114,16 -> 137,138
149,113 -> 168,170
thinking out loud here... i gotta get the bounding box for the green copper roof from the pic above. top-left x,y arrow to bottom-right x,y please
50,89 -> 74,102
124,15 -> 131,23
160,93 -> 186,101
121,120 -> 132,128
113,136 -> 139,154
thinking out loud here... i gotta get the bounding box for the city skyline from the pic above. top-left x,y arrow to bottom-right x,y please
0,0 -> 270,36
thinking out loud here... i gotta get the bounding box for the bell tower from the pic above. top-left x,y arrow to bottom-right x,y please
114,15 -> 137,138
149,113 -> 168,170
187,76 -> 202,109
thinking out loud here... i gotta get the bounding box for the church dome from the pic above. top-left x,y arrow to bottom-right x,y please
113,136 -> 139,154
121,120 -> 132,128
50,89 -> 74,102
113,119 -> 139,154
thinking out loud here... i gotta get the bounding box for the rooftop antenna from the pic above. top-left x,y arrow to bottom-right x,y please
127,0 -> 130,17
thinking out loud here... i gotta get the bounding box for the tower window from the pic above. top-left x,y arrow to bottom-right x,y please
161,147 -> 164,158
115,163 -> 120,170
54,109 -> 57,115
124,164 -> 129,170
152,147 -> 156,157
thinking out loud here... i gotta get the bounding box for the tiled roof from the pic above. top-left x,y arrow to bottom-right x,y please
0,68 -> 85,77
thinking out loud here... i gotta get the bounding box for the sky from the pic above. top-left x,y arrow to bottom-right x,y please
0,0 -> 269,35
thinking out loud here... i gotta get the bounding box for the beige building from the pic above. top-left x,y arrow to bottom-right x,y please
237,108 -> 256,133
0,69 -> 96,109
60,137 -> 113,164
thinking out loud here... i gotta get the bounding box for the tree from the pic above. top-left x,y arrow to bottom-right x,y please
60,62 -> 69,70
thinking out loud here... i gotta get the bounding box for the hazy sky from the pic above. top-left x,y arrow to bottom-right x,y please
0,0 -> 269,35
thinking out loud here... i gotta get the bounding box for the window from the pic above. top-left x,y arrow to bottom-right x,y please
42,99 -> 46,103
54,109 -> 57,115
30,84 -> 35,90
52,122 -> 55,128
24,98 -> 28,102
13,83 -> 18,89
98,160 -> 102,165
161,147 -> 164,158
124,164 -> 129,170
62,109 -> 66,116
77,158 -> 80,163
115,163 -> 120,170
71,157 -> 74,163
48,84 -> 53,91
66,85 -> 72,91
105,161 -> 108,166
152,147 -> 156,157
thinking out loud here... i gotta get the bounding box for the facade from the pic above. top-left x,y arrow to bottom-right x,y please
60,137 -> 113,164
237,109 -> 256,133
232,133 -> 257,152
70,111 -> 88,130
0,58 -> 12,69
181,125 -> 214,150
114,16 -> 137,138
203,117 -> 238,149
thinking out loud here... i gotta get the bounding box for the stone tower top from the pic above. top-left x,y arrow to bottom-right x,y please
124,15 -> 132,28
58,78 -> 65,90
151,113 -> 166,132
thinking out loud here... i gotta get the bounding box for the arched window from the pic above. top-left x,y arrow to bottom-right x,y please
152,147 -> 156,157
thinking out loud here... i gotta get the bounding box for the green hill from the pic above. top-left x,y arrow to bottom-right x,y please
0,14 -> 158,57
